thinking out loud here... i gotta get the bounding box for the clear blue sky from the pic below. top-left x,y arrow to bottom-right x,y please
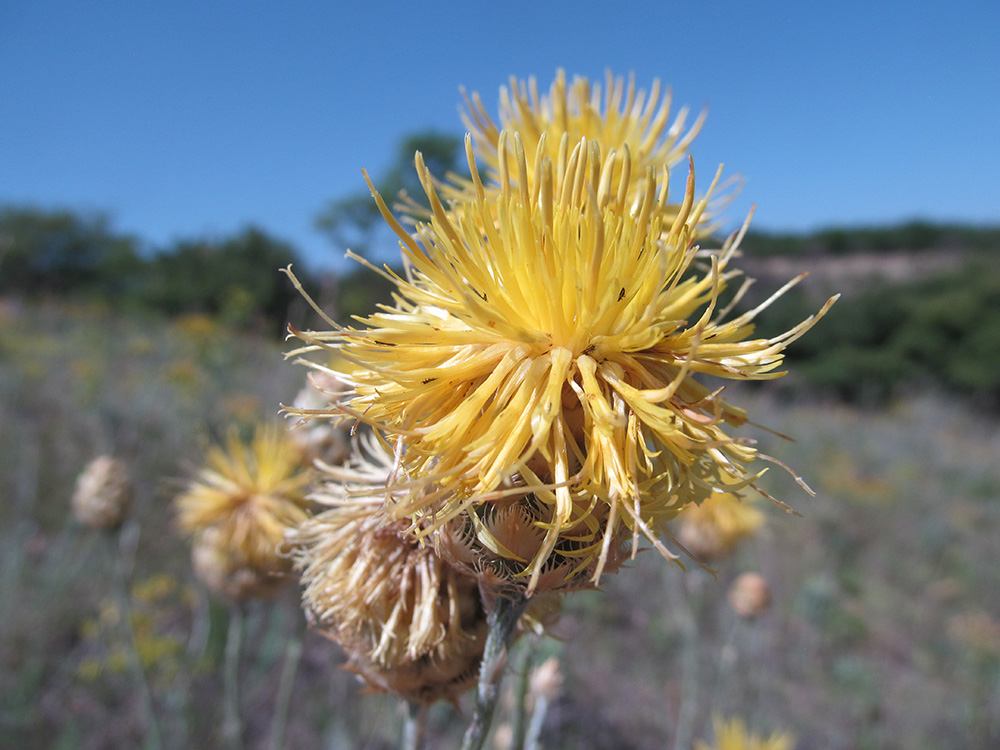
2,1 -> 997,269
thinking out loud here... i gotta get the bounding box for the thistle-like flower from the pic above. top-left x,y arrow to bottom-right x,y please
695,715 -> 794,750
676,491 -> 765,562
292,439 -> 487,704
72,455 -> 132,530
175,425 -> 311,599
435,69 -> 732,234
288,128 -> 835,593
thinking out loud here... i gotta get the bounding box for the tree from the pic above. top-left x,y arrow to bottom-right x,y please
0,207 -> 142,297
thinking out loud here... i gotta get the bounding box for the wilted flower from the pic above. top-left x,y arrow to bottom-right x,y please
695,715 -> 793,750
676,491 -> 765,562
292,440 -> 487,704
175,425 -> 311,599
72,455 -> 132,530
287,370 -> 351,467
288,129 -> 835,593
728,572 -> 772,619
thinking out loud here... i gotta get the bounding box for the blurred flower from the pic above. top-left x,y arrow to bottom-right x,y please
289,131 -> 835,593
695,715 -> 793,750
175,425 -> 311,600
286,370 -> 351,467
292,439 -> 487,704
728,572 -> 772,619
676,492 -> 764,562
72,455 -> 132,530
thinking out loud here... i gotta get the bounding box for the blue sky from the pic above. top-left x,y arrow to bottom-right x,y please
1,1 -> 997,269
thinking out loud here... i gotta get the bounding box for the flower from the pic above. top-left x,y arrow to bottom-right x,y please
695,715 -> 794,750
676,491 -> 765,561
288,129 -> 835,593
72,455 -> 132,530
175,425 -> 311,599
449,70 -> 715,217
292,439 -> 487,704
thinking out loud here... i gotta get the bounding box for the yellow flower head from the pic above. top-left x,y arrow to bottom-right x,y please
677,491 -> 765,562
292,439 -> 487,704
175,425 -> 311,599
441,69 -> 731,232
288,131 -> 835,593
695,715 -> 794,750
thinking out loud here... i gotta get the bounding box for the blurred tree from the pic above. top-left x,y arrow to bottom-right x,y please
315,130 -> 463,260
145,227 -> 318,335
0,207 -> 142,297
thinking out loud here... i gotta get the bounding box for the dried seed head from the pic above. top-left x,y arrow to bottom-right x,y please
292,493 -> 487,704
287,370 -> 351,467
728,572 -> 772,619
72,455 -> 132,530
191,526 -> 287,600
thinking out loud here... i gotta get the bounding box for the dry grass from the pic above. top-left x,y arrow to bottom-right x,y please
1,299 -> 998,748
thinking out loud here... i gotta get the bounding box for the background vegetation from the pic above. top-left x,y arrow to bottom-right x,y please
2,133 -> 998,746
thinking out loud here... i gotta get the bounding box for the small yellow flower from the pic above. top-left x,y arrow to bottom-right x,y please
695,715 -> 794,750
175,425 -> 311,599
292,439 -> 487,704
676,491 -> 765,562
289,130 -> 834,593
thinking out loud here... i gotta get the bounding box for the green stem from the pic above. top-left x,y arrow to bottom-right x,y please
108,525 -> 163,750
460,594 -> 527,750
402,700 -> 428,750
266,614 -> 304,750
222,603 -> 245,750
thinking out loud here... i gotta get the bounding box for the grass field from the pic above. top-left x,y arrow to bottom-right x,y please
2,299 -> 998,749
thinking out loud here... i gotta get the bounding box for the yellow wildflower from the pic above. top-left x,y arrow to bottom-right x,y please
288,131 -> 835,593
441,69 -> 731,232
676,491 -> 765,561
695,715 -> 794,750
175,425 -> 311,599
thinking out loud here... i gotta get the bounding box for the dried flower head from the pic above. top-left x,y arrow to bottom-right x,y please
72,455 -> 132,530
676,491 -> 765,562
292,441 -> 487,704
728,572 -> 772,618
288,128 -> 835,593
287,370 -> 351,467
175,425 -> 311,599
695,715 -> 793,750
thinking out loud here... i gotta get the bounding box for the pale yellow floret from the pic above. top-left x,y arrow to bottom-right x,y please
286,130 -> 835,593
175,425 -> 311,593
457,70 -> 703,198
695,715 -> 794,750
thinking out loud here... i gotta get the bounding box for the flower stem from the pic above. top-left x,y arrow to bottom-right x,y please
460,594 -> 527,750
222,603 -> 245,750
266,613 -> 304,750
402,700 -> 428,750
108,524 -> 163,750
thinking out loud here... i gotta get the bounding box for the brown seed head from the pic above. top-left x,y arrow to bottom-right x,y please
72,455 -> 132,530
